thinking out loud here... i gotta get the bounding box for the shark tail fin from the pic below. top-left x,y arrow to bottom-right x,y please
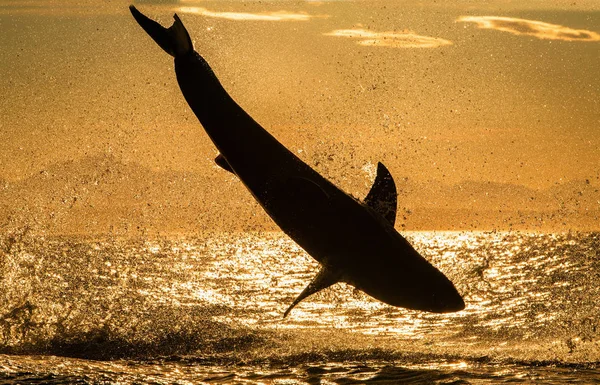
129,5 -> 193,57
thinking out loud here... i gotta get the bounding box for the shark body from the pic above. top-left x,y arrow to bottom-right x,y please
129,6 -> 465,316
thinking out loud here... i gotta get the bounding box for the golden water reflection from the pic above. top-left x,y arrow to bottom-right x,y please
2,230 -> 598,365
134,231 -> 596,345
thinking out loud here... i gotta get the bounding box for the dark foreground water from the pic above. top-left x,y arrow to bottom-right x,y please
0,231 -> 598,384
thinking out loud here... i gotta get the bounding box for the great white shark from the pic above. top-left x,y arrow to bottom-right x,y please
129,6 -> 465,316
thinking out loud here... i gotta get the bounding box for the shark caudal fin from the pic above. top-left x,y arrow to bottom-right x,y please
129,5 -> 193,57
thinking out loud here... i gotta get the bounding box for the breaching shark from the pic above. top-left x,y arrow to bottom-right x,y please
129,6 -> 465,317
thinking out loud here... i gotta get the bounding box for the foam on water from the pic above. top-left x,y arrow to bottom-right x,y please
0,230 -> 598,383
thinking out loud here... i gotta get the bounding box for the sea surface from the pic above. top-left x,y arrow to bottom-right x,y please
0,231 -> 599,384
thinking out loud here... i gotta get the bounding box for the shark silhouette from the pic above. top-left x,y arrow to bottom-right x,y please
129,6 -> 465,316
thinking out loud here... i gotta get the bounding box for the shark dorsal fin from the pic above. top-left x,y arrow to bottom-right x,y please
215,154 -> 235,174
364,162 -> 397,226
283,265 -> 341,318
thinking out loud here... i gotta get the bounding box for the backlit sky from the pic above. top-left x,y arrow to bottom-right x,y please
1,0 -> 599,190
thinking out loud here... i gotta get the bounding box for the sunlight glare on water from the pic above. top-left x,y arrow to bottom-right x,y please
0,231 -> 599,383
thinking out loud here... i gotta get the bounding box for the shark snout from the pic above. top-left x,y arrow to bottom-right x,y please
431,290 -> 465,313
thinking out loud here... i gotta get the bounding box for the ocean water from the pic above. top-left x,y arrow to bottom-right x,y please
0,231 -> 598,384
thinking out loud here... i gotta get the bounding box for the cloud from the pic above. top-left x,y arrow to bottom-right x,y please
177,7 -> 317,21
325,28 -> 453,48
458,16 -> 600,42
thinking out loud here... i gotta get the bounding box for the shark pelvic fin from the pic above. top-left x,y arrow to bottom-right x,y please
215,154 -> 235,174
364,162 -> 397,226
283,265 -> 340,318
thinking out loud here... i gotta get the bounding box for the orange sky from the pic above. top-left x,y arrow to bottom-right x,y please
1,0 -> 599,191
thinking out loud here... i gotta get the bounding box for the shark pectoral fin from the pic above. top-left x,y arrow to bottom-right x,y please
283,266 -> 340,318
364,162 -> 398,226
215,154 -> 235,174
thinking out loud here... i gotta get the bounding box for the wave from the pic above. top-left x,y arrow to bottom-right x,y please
0,302 -> 268,360
1,231 -> 599,372
1,348 -> 599,385
170,347 -> 600,370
